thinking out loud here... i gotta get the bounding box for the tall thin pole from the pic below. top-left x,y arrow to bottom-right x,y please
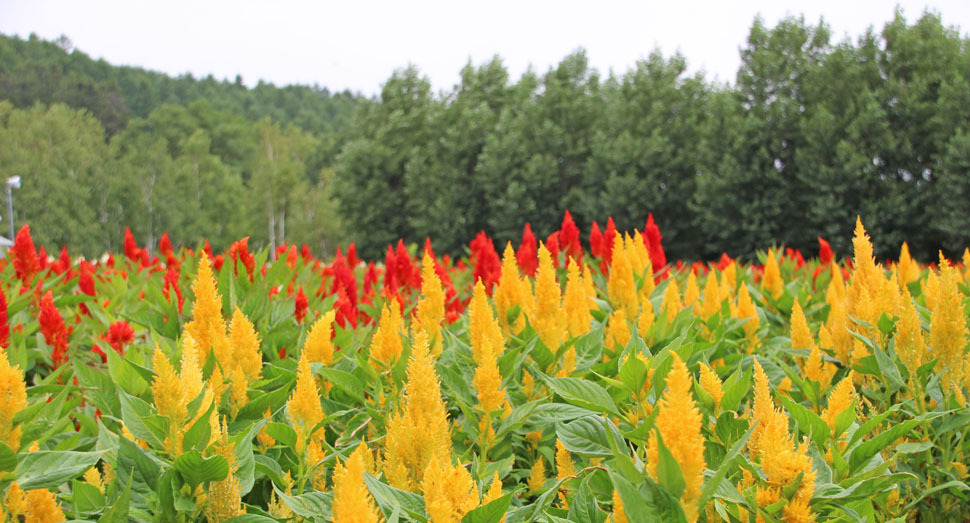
6,183 -> 12,240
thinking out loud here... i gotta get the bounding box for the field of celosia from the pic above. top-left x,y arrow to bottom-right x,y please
0,212 -> 968,522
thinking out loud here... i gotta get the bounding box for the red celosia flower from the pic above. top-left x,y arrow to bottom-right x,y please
715,253 -> 734,271
105,321 -> 135,352
295,287 -> 309,324
227,237 -> 255,280
10,224 -> 40,286
559,210 -> 582,262
0,286 -> 8,348
37,245 -> 50,271
39,291 -> 71,368
818,237 -> 834,265
301,244 -> 313,263
363,261 -> 380,299
516,223 -> 539,277
643,213 -> 666,273
286,245 -> 299,269
470,232 -> 501,295
589,221 -> 604,259
48,246 -> 71,276
346,243 -> 359,271
203,239 -> 215,260
213,254 -> 225,271
602,217 -> 617,266
545,231 -> 561,268
159,232 -> 179,268
123,227 -> 141,263
162,266 -> 184,314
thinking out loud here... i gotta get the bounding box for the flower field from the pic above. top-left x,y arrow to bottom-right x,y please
0,212 -> 968,522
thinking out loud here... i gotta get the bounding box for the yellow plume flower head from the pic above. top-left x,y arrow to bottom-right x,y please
700,272 -> 722,321
494,243 -> 533,335
608,235 -> 638,319
926,253 -> 969,395
369,298 -> 404,368
683,271 -> 700,309
897,242 -> 920,286
303,310 -> 337,366
647,353 -> 705,521
0,351 -> 27,451
532,243 -> 567,351
761,249 -> 784,300
383,331 -> 452,491
229,307 -> 263,382
563,258 -> 593,338
821,373 -> 855,433
605,309 -> 631,350
422,454 -> 479,523
733,285 -> 760,350
287,353 -> 324,452
24,488 -> 65,523
699,363 -> 724,410
185,255 -> 227,363
661,278 -> 683,324
332,443 -> 381,523
417,252 -> 446,355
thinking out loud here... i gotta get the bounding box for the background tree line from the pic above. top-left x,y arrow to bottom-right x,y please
2,10 -> 969,262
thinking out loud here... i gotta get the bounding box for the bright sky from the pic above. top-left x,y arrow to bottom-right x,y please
3,0 -> 969,96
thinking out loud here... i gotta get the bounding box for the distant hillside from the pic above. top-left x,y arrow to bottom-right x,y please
0,33 -> 360,137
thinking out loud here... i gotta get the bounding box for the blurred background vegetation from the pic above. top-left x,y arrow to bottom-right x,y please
1,11 -> 969,262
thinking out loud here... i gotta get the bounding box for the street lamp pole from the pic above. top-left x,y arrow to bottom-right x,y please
6,176 -> 20,240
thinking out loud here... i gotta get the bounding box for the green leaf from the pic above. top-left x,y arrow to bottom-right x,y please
15,450 -> 107,489
117,436 -> 160,495
895,441 -> 933,454
181,400 -> 215,453
494,400 -> 542,438
619,354 -> 649,394
567,477 -> 607,523
461,493 -> 511,523
314,365 -> 366,403
542,376 -> 620,416
849,418 -> 923,473
0,441 -> 15,472
720,365 -> 752,413
364,473 -> 427,521
877,312 -> 896,335
174,450 -> 229,489
98,471 -> 132,523
271,485 -> 333,519
225,515 -> 281,523
903,481 -> 970,511
265,422 -> 298,449
106,343 -> 148,396
71,479 -> 106,515
779,395 -> 830,447
699,419 -> 757,508
118,389 -> 165,448
556,416 -> 624,457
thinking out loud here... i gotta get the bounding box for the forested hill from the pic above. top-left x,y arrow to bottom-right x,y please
0,33 -> 360,136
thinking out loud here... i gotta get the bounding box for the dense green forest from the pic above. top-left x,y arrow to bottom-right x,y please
2,10 -> 969,262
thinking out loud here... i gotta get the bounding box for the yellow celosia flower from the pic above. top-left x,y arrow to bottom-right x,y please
605,310 -> 631,350
582,263 -> 598,305
205,419 -> 244,522
611,489 -> 628,523
637,303 -> 655,341
792,300 -> 834,390
660,278 -> 683,324
556,347 -> 577,378
287,353 -> 324,453
152,345 -> 186,427
303,310 -> 337,366
895,289 -> 926,378
185,255 -> 227,363
821,373 -> 855,433
422,454 -> 479,523
762,250 -> 783,300
493,243 -> 533,335
647,353 -> 705,521
608,236 -> 638,319
383,331 -> 453,491
720,262 -> 737,299
332,443 -> 381,523
369,299 -> 404,368
180,336 -> 204,408
847,217 -> 887,340
25,488 -> 65,523
229,307 -> 263,382
826,261 -> 846,309
469,280 -> 504,366
732,285 -> 759,351
532,243 -> 567,351
897,242 -> 920,287
683,271 -> 700,309
470,283 -> 506,417
963,248 -> 970,282
483,472 -> 503,505
699,363 -> 724,410
628,232 -> 650,276
527,458 -> 546,494
826,299 -> 853,364
925,254 -> 969,396
563,259 -> 593,338
555,439 -> 575,508
4,482 -> 27,520
700,272 -> 722,321
0,351 -> 27,452
83,467 -> 104,493
417,252 -> 446,356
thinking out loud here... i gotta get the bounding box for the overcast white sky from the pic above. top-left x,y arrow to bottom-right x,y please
2,0 -> 969,96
